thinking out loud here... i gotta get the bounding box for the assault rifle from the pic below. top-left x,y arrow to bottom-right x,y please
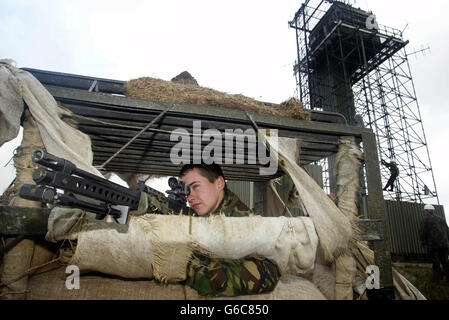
18,149 -> 189,224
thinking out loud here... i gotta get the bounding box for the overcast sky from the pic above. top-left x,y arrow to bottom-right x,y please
1,0 -> 448,214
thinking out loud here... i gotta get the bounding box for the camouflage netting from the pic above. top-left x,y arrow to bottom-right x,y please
124,72 -> 311,121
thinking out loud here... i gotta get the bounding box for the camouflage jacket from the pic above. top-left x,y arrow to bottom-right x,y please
184,189 -> 281,297
192,188 -> 253,217
419,214 -> 449,249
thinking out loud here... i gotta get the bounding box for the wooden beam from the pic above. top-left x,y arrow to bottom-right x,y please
362,132 -> 393,288
27,83 -> 369,181
22,68 -> 125,94
357,219 -> 382,241
47,85 -> 370,137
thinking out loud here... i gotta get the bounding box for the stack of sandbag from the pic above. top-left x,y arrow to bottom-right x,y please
54,212 -> 319,282
26,263 -> 327,300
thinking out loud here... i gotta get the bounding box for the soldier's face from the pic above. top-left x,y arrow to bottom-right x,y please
181,168 -> 225,216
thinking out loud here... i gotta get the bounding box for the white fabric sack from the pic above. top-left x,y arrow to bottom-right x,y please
46,207 -> 87,242
61,214 -> 318,283
0,59 -> 24,146
0,59 -> 101,176
191,215 -> 317,274
261,131 -> 352,263
71,215 -> 155,279
146,214 -> 319,282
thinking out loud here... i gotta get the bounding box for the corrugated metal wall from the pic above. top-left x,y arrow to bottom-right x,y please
385,200 -> 446,258
228,164 -> 323,216
229,179 -> 447,260
304,165 -> 324,188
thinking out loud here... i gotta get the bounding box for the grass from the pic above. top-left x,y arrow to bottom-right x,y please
394,263 -> 449,300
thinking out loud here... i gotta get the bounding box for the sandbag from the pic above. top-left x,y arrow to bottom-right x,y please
71,216 -> 154,279
185,276 -> 327,300
0,109 -> 45,300
147,214 -> 318,283
261,131 -> 353,263
0,59 -> 100,176
62,213 -> 318,284
26,265 -> 184,300
333,136 -> 363,299
27,264 -> 326,300
0,59 -> 23,147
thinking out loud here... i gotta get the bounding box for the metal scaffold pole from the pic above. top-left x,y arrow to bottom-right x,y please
289,0 -> 439,205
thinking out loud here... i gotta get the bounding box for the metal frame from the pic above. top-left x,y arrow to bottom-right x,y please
289,0 -> 439,204
23,68 -> 368,182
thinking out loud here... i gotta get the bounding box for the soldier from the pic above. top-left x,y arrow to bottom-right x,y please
419,204 -> 449,282
179,163 -> 281,297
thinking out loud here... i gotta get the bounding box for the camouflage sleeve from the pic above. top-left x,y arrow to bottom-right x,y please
138,192 -> 188,215
185,251 -> 281,297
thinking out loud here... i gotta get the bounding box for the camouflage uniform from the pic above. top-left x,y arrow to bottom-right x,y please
141,188 -> 281,296
419,213 -> 449,281
184,189 -> 281,297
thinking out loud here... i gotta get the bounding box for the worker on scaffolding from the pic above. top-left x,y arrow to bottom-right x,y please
381,159 -> 399,191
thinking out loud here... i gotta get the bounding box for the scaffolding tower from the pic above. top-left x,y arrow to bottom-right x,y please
289,0 -> 439,204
